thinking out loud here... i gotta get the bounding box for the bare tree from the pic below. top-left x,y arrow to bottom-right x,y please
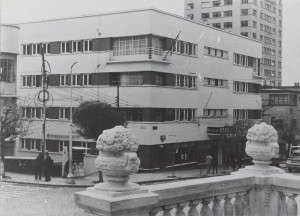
273,118 -> 298,158
0,101 -> 31,178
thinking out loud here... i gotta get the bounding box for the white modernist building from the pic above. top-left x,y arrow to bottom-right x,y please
14,8 -> 262,171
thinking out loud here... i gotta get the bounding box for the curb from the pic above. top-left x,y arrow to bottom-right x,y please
1,172 -> 230,188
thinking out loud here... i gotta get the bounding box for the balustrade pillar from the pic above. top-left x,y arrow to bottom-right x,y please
187,200 -> 200,216
224,195 -> 233,216
278,192 -> 287,216
212,197 -> 223,216
162,204 -> 176,216
149,207 -> 162,216
175,202 -> 188,216
200,198 -> 212,216
286,194 -> 298,216
234,193 -> 244,216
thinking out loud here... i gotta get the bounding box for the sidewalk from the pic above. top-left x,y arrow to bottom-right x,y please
0,167 -> 233,187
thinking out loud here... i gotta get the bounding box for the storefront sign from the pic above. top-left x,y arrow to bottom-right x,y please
207,126 -> 235,135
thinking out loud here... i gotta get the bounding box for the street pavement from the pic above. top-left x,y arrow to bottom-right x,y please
0,166 -> 232,187
0,182 -> 95,216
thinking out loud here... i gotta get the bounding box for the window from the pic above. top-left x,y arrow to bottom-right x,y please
191,77 -> 196,88
83,74 -> 92,86
72,74 -> 81,86
113,36 -> 149,56
187,14 -> 194,20
233,81 -> 248,93
83,40 -> 93,52
155,73 -> 163,86
253,33 -> 257,39
120,73 -> 143,86
204,77 -> 228,87
213,12 -> 221,18
253,9 -> 257,16
212,23 -> 221,28
187,3 -> 194,9
20,139 -> 41,151
242,0 -> 249,4
203,109 -> 228,117
233,53 -> 256,67
31,108 -> 42,119
224,10 -> 232,17
213,1 -> 221,6
224,0 -> 232,5
1,59 -> 15,82
21,75 -> 40,87
183,76 -> 189,87
204,46 -> 229,59
22,44 -> 32,55
201,2 -> 210,8
172,41 -> 197,56
72,41 -> 82,53
59,108 -> 70,119
233,110 -> 248,120
202,13 -> 210,19
241,9 -> 248,15
60,74 -> 70,86
269,94 -> 297,106
175,75 -> 181,87
241,32 -> 248,37
174,109 -> 197,121
241,21 -> 248,27
224,22 -> 232,28
61,41 -> 70,53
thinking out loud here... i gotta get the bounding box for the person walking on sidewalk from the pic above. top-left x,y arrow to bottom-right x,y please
34,153 -> 44,181
205,154 -> 213,174
212,156 -> 218,174
44,152 -> 52,182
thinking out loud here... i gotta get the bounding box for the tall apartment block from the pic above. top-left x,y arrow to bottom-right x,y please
184,0 -> 283,87
13,9 -> 262,172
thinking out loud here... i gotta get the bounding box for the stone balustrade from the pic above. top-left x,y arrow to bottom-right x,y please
75,123 -> 300,216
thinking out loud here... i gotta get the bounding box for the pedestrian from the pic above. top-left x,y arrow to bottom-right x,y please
205,154 -> 213,174
64,160 -> 69,178
236,155 -> 242,170
230,152 -> 236,171
35,153 -> 44,181
44,152 -> 52,182
212,156 -> 218,174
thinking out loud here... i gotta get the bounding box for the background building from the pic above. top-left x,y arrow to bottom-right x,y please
262,84 -> 300,159
0,24 -> 20,155
184,0 -> 282,87
14,8 -> 262,172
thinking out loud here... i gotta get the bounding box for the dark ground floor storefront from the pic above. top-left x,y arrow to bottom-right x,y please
137,137 -> 247,170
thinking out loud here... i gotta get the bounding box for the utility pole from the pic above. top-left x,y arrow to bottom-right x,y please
66,62 -> 78,184
117,80 -> 120,109
41,45 -> 47,158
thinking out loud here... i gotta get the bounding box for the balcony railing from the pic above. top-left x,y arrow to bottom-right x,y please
107,47 -> 170,62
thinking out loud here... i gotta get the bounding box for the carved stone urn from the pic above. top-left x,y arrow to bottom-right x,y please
94,126 -> 141,192
241,122 -> 284,174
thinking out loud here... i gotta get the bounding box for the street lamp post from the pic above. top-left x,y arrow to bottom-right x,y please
66,62 -> 78,184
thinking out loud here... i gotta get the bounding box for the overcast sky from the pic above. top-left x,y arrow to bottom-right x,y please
1,0 -> 299,86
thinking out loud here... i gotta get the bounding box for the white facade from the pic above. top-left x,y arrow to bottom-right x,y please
15,9 -> 262,170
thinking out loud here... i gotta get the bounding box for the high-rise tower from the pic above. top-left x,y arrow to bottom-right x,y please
184,0 -> 282,87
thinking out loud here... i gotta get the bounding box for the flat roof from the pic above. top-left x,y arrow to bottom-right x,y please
12,8 -> 260,43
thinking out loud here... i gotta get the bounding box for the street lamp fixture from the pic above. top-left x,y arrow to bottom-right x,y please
66,62 -> 78,184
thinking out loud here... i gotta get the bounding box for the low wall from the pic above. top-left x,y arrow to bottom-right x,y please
5,156 -> 62,176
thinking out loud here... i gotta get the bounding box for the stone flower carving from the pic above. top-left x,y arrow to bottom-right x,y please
96,126 -> 138,154
246,122 -> 278,143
